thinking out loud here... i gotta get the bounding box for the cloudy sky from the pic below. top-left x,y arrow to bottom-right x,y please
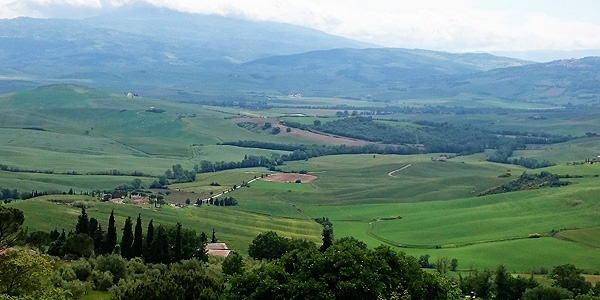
2,0 -> 600,56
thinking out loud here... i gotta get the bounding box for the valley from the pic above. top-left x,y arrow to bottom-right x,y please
2,84 -> 600,274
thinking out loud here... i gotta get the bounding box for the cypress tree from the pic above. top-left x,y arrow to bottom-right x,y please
145,219 -> 154,262
211,229 -> 217,243
48,229 -> 66,257
173,223 -> 182,263
49,229 -> 60,241
320,225 -> 334,252
93,224 -> 104,254
151,225 -> 168,264
105,209 -> 117,255
75,207 -> 89,235
88,217 -> 98,237
200,231 -> 208,244
132,214 -> 143,258
121,216 -> 133,259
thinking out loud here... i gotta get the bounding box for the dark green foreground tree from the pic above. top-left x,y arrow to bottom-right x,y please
0,206 -> 26,251
230,237 -> 460,300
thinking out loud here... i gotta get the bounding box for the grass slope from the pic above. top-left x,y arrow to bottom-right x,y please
8,197 -> 321,253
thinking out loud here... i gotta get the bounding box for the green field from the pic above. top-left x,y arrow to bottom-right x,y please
8,196 -> 321,253
223,156 -> 600,272
4,85 -> 600,273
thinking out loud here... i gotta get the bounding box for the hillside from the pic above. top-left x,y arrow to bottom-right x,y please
0,5 -> 373,95
1,7 -> 600,106
0,6 -> 535,102
417,56 -> 600,105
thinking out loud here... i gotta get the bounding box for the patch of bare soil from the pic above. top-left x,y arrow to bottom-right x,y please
261,173 -> 317,183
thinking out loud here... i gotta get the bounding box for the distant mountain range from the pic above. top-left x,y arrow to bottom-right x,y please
0,5 -> 599,105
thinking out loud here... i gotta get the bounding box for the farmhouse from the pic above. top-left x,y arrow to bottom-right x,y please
205,242 -> 233,257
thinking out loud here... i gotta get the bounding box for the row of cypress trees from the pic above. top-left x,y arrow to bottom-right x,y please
72,207 -> 207,264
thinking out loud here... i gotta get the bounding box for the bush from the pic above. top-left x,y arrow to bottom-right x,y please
222,252 -> 244,276
522,286 -> 572,300
61,279 -> 92,298
91,270 -> 114,291
71,259 -> 92,281
73,201 -> 92,209
96,254 -> 128,284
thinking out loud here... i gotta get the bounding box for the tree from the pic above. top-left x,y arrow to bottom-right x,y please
222,252 -> 245,276
92,224 -> 104,255
248,231 -> 290,261
436,256 -> 449,275
211,229 -> 217,243
165,224 -> 208,263
522,286 -> 572,300
418,254 -> 432,268
319,225 -> 333,252
0,206 -> 26,251
88,217 -> 98,237
63,233 -> 95,258
150,225 -> 169,264
313,120 -> 322,126
121,216 -> 134,259
551,264 -> 592,297
494,265 -> 513,300
132,214 -> 143,258
450,258 -> 459,271
174,223 -> 182,263
96,254 -> 128,284
105,209 -> 117,255
0,249 -> 53,296
459,269 -> 493,299
230,237 -> 460,300
131,178 -> 142,190
75,207 -> 89,235
25,231 -> 51,252
47,230 -> 66,257
145,219 -> 154,261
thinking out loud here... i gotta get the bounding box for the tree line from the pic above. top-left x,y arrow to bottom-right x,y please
199,141 -> 419,173
283,116 -> 568,168
479,171 -> 570,196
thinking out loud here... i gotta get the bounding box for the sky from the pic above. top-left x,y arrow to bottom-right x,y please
2,0 -> 600,57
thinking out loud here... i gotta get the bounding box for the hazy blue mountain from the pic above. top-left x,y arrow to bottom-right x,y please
1,5 -> 598,105
239,48 -> 529,83
82,4 -> 376,62
0,5 -> 373,94
441,56 -> 600,104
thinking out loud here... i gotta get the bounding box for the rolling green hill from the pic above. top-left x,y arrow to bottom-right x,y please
2,84 -> 600,273
0,85 -> 309,179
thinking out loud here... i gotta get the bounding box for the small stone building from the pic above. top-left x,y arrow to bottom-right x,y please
205,242 -> 232,257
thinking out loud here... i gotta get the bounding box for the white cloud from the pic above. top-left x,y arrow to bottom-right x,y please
2,0 -> 600,52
